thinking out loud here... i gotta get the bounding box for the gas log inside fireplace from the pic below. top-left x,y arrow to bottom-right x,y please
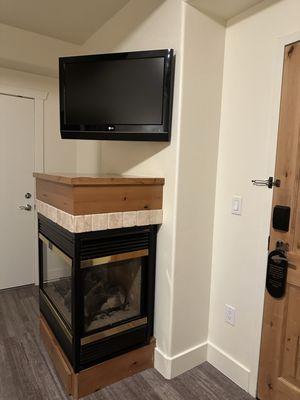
39,215 -> 157,372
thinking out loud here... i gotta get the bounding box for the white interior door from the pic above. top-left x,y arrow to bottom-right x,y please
0,94 -> 35,290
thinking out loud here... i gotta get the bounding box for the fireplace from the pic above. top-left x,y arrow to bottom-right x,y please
38,214 -> 157,373
34,173 -> 164,397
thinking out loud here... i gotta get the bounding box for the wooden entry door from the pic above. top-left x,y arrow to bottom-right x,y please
258,42 -> 300,399
0,94 -> 35,289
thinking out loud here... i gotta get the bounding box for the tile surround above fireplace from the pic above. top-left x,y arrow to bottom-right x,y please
36,199 -> 163,232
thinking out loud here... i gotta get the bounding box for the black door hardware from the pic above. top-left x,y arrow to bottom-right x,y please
273,206 -> 290,232
266,249 -> 288,299
252,177 -> 281,189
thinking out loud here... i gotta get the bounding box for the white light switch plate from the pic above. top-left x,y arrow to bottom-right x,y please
232,196 -> 242,215
225,304 -> 236,326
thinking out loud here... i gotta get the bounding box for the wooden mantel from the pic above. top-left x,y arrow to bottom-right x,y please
34,173 -> 165,233
34,173 -> 164,215
33,173 -> 164,187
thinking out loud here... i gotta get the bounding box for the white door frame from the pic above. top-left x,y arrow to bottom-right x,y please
0,84 -> 48,285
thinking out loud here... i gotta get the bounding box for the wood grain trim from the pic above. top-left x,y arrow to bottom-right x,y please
258,42 -> 300,400
36,179 -> 164,215
73,184 -> 163,214
277,377 -> 300,400
40,316 -> 73,395
33,173 -> 165,186
40,315 -> 155,400
36,179 -> 74,214
75,338 -> 155,399
36,179 -> 163,215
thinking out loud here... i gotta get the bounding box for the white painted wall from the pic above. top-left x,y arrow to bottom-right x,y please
0,23 -> 79,77
208,0 -> 300,396
170,3 -> 225,374
0,21 -> 80,172
75,0 -> 225,378
0,67 -> 77,172
78,0 -> 184,364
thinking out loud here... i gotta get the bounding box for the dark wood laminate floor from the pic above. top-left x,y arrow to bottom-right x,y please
0,285 -> 254,400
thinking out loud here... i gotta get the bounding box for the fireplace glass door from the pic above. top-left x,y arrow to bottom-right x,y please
40,234 -> 72,328
82,253 -> 145,333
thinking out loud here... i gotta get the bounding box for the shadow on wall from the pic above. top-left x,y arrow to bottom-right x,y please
0,57 -> 59,78
81,0 -> 172,175
101,141 -> 170,175
227,0 -> 282,26
85,0 -> 167,53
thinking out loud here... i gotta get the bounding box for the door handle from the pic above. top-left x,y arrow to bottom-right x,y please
19,204 -> 32,211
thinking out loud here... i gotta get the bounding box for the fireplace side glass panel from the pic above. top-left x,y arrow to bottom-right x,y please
82,257 -> 143,333
40,237 -> 72,328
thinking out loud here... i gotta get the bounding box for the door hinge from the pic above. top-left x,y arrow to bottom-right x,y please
252,177 -> 281,189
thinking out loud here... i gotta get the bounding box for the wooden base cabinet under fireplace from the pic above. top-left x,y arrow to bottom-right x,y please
34,173 -> 164,398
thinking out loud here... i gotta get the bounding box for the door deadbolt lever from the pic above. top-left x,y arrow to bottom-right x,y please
19,204 -> 32,211
276,240 -> 289,253
252,176 -> 281,189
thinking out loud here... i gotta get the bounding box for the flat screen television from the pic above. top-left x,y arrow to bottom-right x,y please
59,49 -> 175,142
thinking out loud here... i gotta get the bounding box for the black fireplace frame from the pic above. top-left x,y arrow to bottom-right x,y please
38,214 -> 157,372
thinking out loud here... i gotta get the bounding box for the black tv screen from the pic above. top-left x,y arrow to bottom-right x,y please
59,49 -> 175,141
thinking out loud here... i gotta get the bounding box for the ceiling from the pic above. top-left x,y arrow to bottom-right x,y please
185,0 -> 271,22
0,0 -> 130,44
0,0 -> 280,45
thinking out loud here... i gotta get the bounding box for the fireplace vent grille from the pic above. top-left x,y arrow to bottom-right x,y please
80,228 -> 150,260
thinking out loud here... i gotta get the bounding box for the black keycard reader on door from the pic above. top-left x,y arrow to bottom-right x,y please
266,249 -> 288,299
273,205 -> 290,232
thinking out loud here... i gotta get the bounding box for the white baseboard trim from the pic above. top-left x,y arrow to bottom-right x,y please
207,342 -> 250,393
155,341 -> 252,395
154,341 -> 207,379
